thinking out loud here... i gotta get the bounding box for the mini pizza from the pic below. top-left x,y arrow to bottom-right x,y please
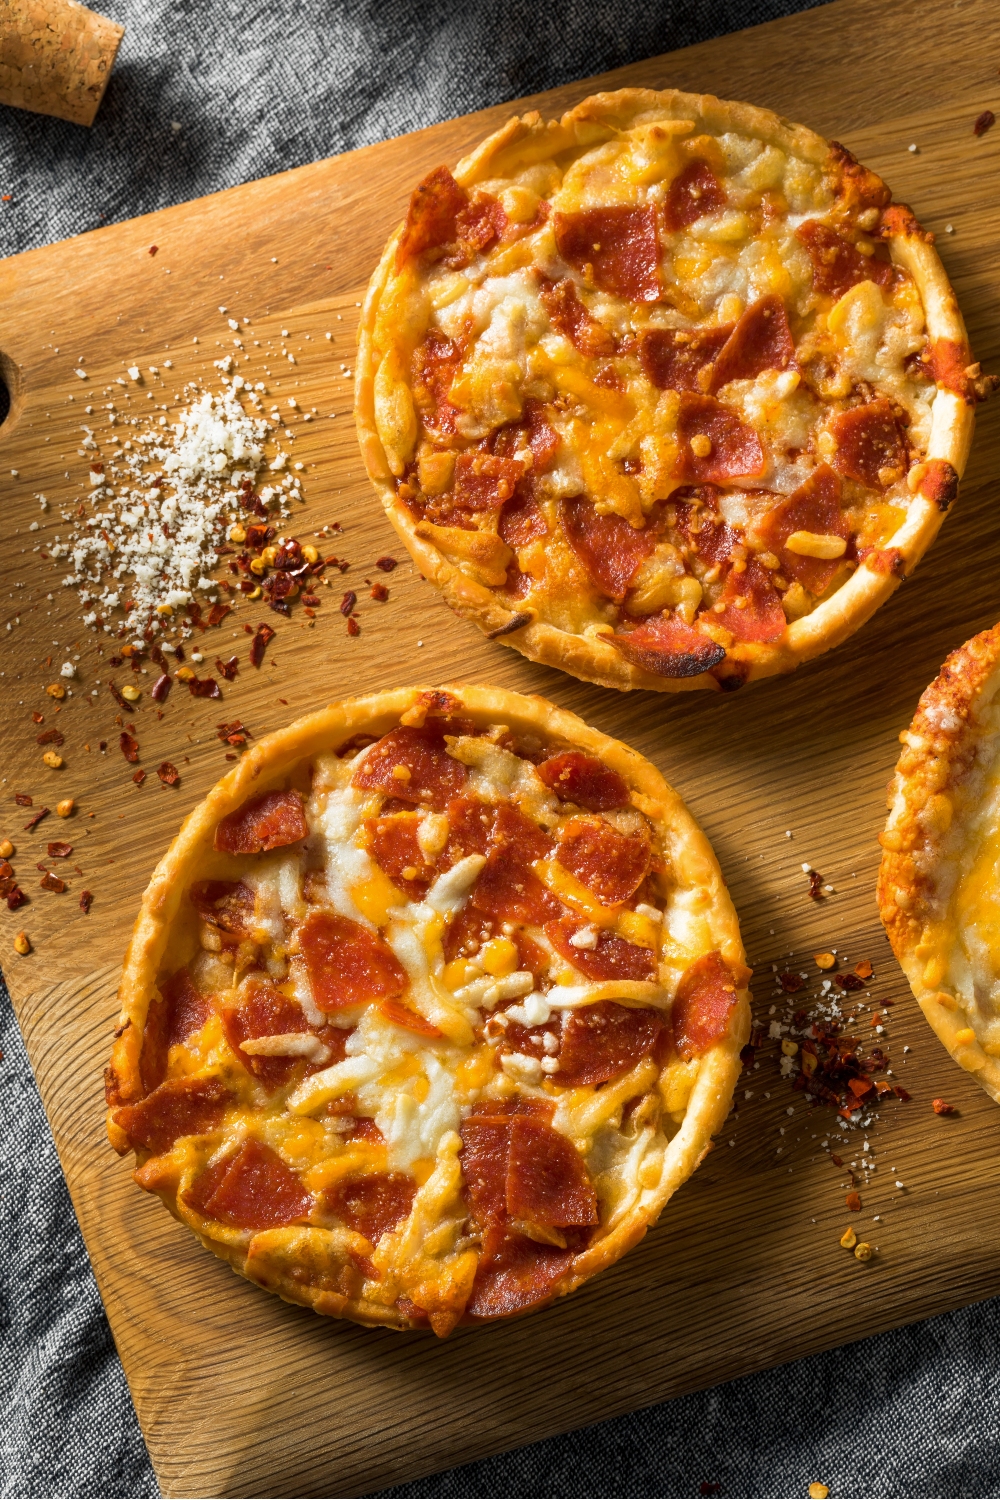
356,87 -> 980,693
105,685 -> 749,1334
879,625 -> 1000,1102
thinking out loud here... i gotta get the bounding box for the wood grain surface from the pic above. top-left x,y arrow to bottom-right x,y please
3,0 -> 1000,1493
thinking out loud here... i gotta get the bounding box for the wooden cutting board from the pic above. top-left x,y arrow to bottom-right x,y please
3,0 -> 1000,1492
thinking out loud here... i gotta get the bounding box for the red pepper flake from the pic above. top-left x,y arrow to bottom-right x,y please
36,728 -> 65,746
0,862 -> 11,881
108,681 -> 129,711
207,602 -> 231,627
6,886 -> 25,909
249,622 -> 275,668
23,807 -> 49,831
188,677 -> 222,699
893,1085 -> 911,1102
347,617 -> 360,637
778,971 -> 804,993
31,712 -> 43,725
46,842 -> 72,858
157,762 -> 180,786
854,959 -> 874,980
132,768 -> 146,786
150,672 -> 173,704
835,972 -> 865,992
830,1153 -> 843,1167
807,870 -> 824,900
216,656 -> 239,681
932,1097 -> 957,1115
369,582 -> 389,602
15,793 -> 32,807
301,593 -> 320,607
845,1190 -> 861,1211
974,109 -> 996,137
149,244 -> 158,255
215,719 -> 252,747
80,890 -> 93,913
375,556 -> 398,572
119,731 -> 140,764
39,871 -> 66,893
340,590 -> 357,617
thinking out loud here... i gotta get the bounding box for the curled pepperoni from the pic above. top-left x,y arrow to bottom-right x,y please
412,328 -> 463,438
453,452 -> 524,512
139,969 -> 212,1093
214,790 -> 308,855
298,909 -> 408,1012
547,919 -> 656,982
463,1235 -> 572,1321
829,399 -> 907,490
539,276 -> 615,357
471,803 -> 561,925
456,192 -> 507,257
611,614 -> 726,679
556,816 -> 650,905
795,219 -> 894,300
221,977 -> 311,1090
506,1116 -> 598,1227
756,464 -> 850,595
672,950 -> 741,1059
708,295 -> 795,391
536,751 -> 629,812
710,557 -> 786,644
676,393 -> 766,484
325,1172 -> 416,1244
396,164 -> 467,269
555,1001 -> 663,1087
560,495 -> 655,603
553,205 -> 661,302
639,325 -> 732,392
352,725 -> 467,810
499,488 -> 548,550
113,1076 -> 231,1156
184,1138 -> 313,1230
189,879 -> 255,935
365,812 -> 430,895
378,996 -> 443,1037
663,159 -> 726,232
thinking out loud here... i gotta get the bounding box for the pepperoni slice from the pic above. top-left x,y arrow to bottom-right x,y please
365,812 -> 430,895
463,1234 -> 572,1321
756,464 -> 849,594
547,919 -> 657,982
499,487 -> 548,550
471,804 -> 562,926
639,325 -> 732,393
708,295 -> 795,391
378,996 -> 443,1037
675,497 -> 739,567
412,328 -> 463,438
676,393 -> 766,484
455,192 -> 507,258
453,452 -> 524,512
298,909 -> 408,1012
523,399 -> 560,469
553,205 -> 661,302
184,1137 -> 312,1230
189,879 -> 255,936
459,1116 -> 510,1229
829,399 -> 907,490
221,977 -> 310,1089
214,790 -> 308,856
352,725 -> 467,811
556,816 -> 650,906
795,219 -> 894,300
663,159 -> 726,232
347,1117 -> 384,1144
672,950 -> 741,1059
468,1096 -> 555,1120
560,495 -> 656,603
536,751 -> 629,812
443,903 -> 497,964
113,1075 -> 231,1156
539,276 -> 615,357
611,614 -> 726,679
441,794 -> 496,868
396,164 -> 467,268
553,1001 -> 663,1087
325,1172 -> 416,1244
140,968 -> 212,1093
710,557 -> 786,643
506,1116 -> 598,1227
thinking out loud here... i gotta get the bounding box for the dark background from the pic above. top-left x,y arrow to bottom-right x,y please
2,2 -> 999,1496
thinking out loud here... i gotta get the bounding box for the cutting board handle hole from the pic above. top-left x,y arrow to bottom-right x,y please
0,352 -> 22,437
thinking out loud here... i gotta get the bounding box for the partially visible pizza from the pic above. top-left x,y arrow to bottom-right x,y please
356,88 -> 981,692
105,686 -> 749,1334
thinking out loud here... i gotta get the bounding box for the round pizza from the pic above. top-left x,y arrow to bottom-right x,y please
356,87 -> 979,693
105,684 -> 749,1334
879,625 -> 1000,1103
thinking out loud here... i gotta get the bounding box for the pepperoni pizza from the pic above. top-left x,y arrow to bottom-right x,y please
356,88 -> 979,692
105,685 -> 749,1333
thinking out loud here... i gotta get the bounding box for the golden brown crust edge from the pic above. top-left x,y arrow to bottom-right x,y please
877,624 -> 1000,1102
355,86 -> 976,694
107,682 -> 750,1330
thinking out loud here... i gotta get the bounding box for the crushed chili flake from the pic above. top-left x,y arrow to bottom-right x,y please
216,656 -> 239,681
15,794 -> 32,807
188,676 -> 222,699
835,972 -> 864,992
369,582 -> 389,601
830,1153 -> 843,1167
6,886 -> 26,909
109,682 -> 130,711
974,109 -> 996,137
31,712 -> 43,725
807,869 -> 824,900
778,971 -> 804,993
39,871 -> 66,893
249,622 -> 275,668
854,959 -> 874,980
119,731 -> 140,764
845,1190 -> 861,1211
23,807 -> 49,831
215,719 -> 252,747
46,842 -> 72,858
151,673 -> 172,703
346,617 -> 360,637
894,1085 -> 911,1102
157,762 -> 180,786
932,1097 -> 957,1115
375,556 -> 398,572
340,590 -> 357,617
36,727 -> 65,746
132,768 -> 146,786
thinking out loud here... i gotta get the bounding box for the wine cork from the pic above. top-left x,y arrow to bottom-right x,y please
0,0 -> 124,127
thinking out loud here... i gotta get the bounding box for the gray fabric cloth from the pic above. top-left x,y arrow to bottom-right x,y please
2,3 -> 997,1496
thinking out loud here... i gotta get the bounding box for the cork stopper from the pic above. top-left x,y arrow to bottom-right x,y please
0,0 -> 124,127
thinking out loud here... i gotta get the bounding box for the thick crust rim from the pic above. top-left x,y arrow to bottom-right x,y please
878,624 -> 1000,1101
355,86 -> 976,694
108,682 -> 749,1328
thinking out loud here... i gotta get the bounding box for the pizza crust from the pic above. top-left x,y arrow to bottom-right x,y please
106,684 -> 750,1330
355,87 -> 976,693
878,624 -> 1000,1102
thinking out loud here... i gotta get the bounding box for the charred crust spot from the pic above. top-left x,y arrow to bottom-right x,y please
486,611 -> 534,639
919,460 -> 960,511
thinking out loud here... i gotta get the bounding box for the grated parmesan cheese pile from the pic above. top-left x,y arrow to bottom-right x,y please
52,381 -> 299,638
